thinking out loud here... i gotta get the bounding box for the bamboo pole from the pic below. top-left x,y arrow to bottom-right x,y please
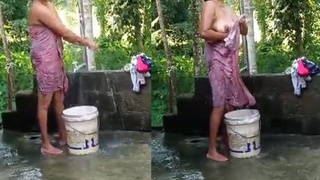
78,0 -> 95,71
78,0 -> 88,68
239,0 -> 249,75
242,0 -> 257,75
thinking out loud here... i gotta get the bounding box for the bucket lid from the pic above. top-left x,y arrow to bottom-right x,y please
224,109 -> 259,124
62,106 -> 97,117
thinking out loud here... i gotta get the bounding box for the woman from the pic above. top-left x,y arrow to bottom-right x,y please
199,0 -> 256,162
28,0 -> 98,155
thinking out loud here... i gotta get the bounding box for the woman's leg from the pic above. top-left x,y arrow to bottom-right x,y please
38,92 -> 63,154
53,90 -> 67,145
222,104 -> 235,156
207,106 -> 228,162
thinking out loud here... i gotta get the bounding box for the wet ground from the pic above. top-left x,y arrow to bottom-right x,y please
152,131 -> 320,180
0,130 -> 151,180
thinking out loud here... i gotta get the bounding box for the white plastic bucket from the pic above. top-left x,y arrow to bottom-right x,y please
224,109 -> 261,158
62,106 -> 99,155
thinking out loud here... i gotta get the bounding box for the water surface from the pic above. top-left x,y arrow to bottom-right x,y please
0,130 -> 151,180
152,132 -> 320,180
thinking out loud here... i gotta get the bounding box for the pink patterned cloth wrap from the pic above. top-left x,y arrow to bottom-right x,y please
29,25 -> 68,94
204,20 -> 256,107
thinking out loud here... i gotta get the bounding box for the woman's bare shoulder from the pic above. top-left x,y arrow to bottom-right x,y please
202,0 -> 219,18
28,2 -> 40,25
28,1 -> 53,26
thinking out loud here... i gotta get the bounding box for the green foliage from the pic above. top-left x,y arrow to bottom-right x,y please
0,0 -> 150,118
1,0 -> 29,21
95,36 -> 134,70
151,0 -> 320,127
255,41 -> 291,73
1,0 -> 320,128
93,0 -> 151,52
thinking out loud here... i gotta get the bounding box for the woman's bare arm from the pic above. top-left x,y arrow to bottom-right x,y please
48,3 -> 83,43
199,1 -> 227,42
34,3 -> 89,46
50,2 -> 64,24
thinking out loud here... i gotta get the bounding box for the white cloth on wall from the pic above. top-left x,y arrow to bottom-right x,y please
290,59 -> 311,96
129,56 -> 151,92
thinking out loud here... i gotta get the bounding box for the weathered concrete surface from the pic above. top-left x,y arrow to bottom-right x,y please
0,130 -> 151,180
2,71 -> 151,132
164,75 -> 320,135
152,132 -> 320,180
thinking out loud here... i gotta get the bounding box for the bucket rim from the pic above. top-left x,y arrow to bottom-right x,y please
224,109 -> 259,121
62,106 -> 98,117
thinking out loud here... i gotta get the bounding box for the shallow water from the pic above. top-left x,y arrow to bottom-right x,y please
152,132 -> 320,180
0,130 -> 151,180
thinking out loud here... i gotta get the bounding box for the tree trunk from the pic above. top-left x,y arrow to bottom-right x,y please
143,0 -> 152,51
293,2 -> 304,56
191,0 -> 203,77
297,1 -> 306,57
134,19 -> 144,52
155,0 -> 177,113
0,3 -> 15,110
243,0 -> 257,75
295,26 -> 304,56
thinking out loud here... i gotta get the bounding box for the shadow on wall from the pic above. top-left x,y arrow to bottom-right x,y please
163,74 -> 320,135
2,71 -> 151,133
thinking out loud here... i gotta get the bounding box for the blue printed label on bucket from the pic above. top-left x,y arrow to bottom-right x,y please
229,140 -> 260,154
68,137 -> 99,150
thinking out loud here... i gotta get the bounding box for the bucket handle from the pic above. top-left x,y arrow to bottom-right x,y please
227,120 -> 261,139
65,118 -> 100,135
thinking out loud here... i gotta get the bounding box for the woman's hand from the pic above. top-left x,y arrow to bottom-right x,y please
239,14 -> 247,24
85,38 -> 99,50
239,14 -> 248,35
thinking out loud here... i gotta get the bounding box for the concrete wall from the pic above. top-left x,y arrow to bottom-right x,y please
163,74 -> 320,135
2,71 -> 151,132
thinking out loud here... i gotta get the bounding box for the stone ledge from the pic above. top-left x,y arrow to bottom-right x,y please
122,111 -> 151,131
2,110 -> 57,133
3,71 -> 151,133
164,75 -> 320,135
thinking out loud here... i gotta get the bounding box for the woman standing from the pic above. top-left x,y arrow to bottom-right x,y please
28,0 -> 98,155
199,0 -> 255,162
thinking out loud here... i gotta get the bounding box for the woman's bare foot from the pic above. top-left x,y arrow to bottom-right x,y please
207,151 -> 228,162
41,144 -> 63,155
